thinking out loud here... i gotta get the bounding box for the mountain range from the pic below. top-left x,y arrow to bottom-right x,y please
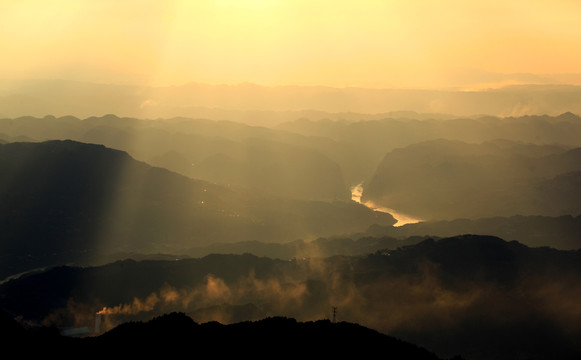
1,110 -> 581,360
3,80 -> 581,120
3,112 -> 581,198
0,140 -> 394,280
1,310 -> 446,359
361,138 -> 581,220
2,235 -> 580,360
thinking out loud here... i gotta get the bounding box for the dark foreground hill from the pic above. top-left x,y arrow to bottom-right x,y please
2,235 -> 580,359
365,214 -> 581,250
2,311 -> 445,359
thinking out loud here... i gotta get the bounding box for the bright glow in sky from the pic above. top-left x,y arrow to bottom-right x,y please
1,0 -> 580,88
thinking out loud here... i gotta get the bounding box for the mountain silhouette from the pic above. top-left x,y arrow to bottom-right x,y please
3,79 -> 581,122
0,115 -> 354,201
2,235 -> 580,359
0,140 -> 395,279
1,310 -> 446,359
277,112 -> 581,182
1,111 -> 581,360
3,113 -> 581,198
362,139 -> 581,220
366,214 -> 581,250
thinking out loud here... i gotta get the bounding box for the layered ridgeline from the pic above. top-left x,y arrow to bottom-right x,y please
2,80 -> 581,123
0,140 -> 395,280
3,113 -> 581,200
0,115 -> 357,201
361,139 -> 581,221
277,112 -> 581,183
1,235 -> 580,360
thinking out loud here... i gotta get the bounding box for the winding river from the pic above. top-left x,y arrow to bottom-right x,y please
350,183 -> 422,227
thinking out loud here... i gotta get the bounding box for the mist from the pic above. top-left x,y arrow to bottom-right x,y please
2,107 -> 581,360
20,239 -> 578,360
3,80 -> 581,122
2,1 -> 581,359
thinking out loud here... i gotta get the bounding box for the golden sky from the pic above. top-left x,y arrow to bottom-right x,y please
1,0 -> 581,88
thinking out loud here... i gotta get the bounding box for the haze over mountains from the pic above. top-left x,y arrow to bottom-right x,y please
3,80 -> 581,122
3,0 -> 581,357
1,81 -> 581,359
2,236 -> 580,359
0,139 -> 395,279
2,109 -> 581,222
362,138 -> 581,220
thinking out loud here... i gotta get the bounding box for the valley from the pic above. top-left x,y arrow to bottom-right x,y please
3,2 -> 581,358
1,111 -> 581,359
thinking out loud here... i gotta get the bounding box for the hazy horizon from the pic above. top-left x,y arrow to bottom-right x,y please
2,79 -> 581,122
2,1 -> 581,90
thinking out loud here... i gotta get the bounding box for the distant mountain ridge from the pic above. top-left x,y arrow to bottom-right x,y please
362,138 -> 581,220
3,112 -> 581,193
2,79 -> 581,119
366,214 -> 581,250
0,114 -> 354,200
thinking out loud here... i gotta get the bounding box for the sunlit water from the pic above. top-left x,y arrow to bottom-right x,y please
350,183 -> 422,227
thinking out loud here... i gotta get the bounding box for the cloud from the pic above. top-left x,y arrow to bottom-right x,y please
139,99 -> 158,109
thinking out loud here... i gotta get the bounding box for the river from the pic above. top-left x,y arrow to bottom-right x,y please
350,183 -> 422,227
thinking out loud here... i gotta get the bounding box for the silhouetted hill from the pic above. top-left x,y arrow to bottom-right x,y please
0,115 -> 355,200
2,235 -> 580,359
362,139 -> 581,220
354,235 -> 581,359
182,235 -> 423,260
81,118 -> 353,201
98,314 -> 445,358
0,140 -> 395,279
4,113 -> 581,196
277,113 -> 581,182
277,112 -> 581,147
366,214 -> 581,249
186,137 -> 350,201
1,311 -> 445,359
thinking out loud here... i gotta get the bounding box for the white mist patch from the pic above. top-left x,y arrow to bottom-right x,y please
350,183 -> 422,227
